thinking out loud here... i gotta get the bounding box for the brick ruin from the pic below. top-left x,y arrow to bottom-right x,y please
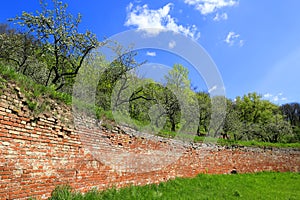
0,82 -> 299,199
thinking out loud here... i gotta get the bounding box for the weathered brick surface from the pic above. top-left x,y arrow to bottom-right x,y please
0,82 -> 299,200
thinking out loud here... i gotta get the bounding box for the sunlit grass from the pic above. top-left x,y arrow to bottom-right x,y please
48,172 -> 300,200
1,63 -> 299,149
0,64 -> 72,105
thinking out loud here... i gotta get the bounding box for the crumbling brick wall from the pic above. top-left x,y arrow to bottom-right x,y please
0,83 -> 299,199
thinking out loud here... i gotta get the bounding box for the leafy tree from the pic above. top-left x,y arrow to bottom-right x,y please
164,64 -> 190,91
129,82 -> 158,121
12,0 -> 100,90
280,103 -> 300,142
196,92 -> 211,135
262,114 -> 293,143
124,64 -> 198,133
129,81 -> 181,132
234,93 -> 294,142
223,99 -> 243,140
235,93 -> 278,125
280,103 -> 300,127
0,23 -> 40,76
160,86 -> 181,132
97,48 -> 144,111
163,64 -> 198,132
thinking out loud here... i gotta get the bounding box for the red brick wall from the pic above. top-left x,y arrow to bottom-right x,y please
0,83 -> 299,200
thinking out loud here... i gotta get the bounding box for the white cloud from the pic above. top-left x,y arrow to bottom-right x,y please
184,0 -> 238,15
263,93 -> 273,98
224,31 -> 239,45
224,31 -> 244,47
146,51 -> 156,56
168,40 -> 176,49
273,96 -> 279,102
239,39 -> 245,47
125,3 -> 200,40
213,12 -> 228,21
263,92 -> 288,103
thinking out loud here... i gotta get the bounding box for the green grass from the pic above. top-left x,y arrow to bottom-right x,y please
1,64 -> 299,149
49,172 -> 300,200
158,132 -> 300,148
0,64 -> 72,106
156,130 -> 300,148
216,138 -> 300,148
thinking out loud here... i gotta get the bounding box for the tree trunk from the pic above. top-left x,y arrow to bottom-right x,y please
171,120 -> 176,132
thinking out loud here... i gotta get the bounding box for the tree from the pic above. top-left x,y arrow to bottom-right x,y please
128,81 -> 181,132
280,103 -> 300,127
234,92 -> 294,142
125,64 -> 198,133
280,102 -> 300,142
163,64 -> 199,133
97,48 -> 144,111
196,92 -> 211,135
12,0 -> 100,90
262,114 -> 293,143
0,23 -> 40,76
223,99 -> 243,140
235,93 -> 278,125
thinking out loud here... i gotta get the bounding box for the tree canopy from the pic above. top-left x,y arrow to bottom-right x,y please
10,0 -> 101,90
0,0 -> 298,144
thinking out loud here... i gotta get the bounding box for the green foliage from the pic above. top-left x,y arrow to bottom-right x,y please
235,93 -> 278,124
26,100 -> 37,111
96,47 -> 143,111
49,172 -> 300,200
1,0 -> 300,145
193,135 -> 205,143
49,87 -> 72,105
49,185 -> 83,200
217,138 -> 300,148
124,64 -> 199,134
224,101 -> 243,140
0,23 -> 40,76
196,92 -> 211,135
0,64 -> 72,107
157,129 -> 177,138
230,92 -> 295,143
281,103 -> 300,127
11,0 -> 100,90
102,123 -> 113,131
164,64 -> 198,132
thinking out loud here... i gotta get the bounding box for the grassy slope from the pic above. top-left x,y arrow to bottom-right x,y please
1,64 -> 300,149
50,172 -> 300,200
0,64 -> 72,107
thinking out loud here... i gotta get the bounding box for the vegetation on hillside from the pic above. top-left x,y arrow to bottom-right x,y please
0,0 -> 299,145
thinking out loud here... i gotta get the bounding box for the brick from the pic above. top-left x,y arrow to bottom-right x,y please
0,92 -> 299,200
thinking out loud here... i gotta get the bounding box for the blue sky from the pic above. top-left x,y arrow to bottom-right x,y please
1,0 -> 299,104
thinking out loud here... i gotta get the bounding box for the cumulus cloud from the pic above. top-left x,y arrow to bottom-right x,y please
125,3 -> 200,40
213,12 -> 228,21
263,93 -> 273,98
146,51 -> 156,56
184,0 -> 238,15
263,93 -> 288,102
224,31 -> 244,47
